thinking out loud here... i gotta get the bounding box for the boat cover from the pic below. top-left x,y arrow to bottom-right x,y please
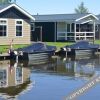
17,42 -> 56,53
65,41 -> 99,50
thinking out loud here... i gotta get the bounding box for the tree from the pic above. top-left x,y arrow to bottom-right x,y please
0,0 -> 16,4
0,0 -> 8,4
75,2 -> 89,14
8,0 -> 16,3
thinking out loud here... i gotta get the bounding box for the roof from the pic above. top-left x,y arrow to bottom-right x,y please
0,3 -> 11,10
96,14 -> 100,24
33,13 -> 98,22
0,3 -> 35,21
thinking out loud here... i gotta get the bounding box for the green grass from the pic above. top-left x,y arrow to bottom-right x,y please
0,40 -> 100,53
46,42 -> 74,50
0,42 -> 73,53
45,40 -> 100,50
0,44 -> 28,53
94,40 -> 100,44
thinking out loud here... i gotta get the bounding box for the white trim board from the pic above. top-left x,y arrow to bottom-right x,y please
75,14 -> 99,22
81,20 -> 93,24
15,19 -> 23,37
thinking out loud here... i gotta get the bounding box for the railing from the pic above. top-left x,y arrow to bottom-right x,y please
57,32 -> 94,41
75,32 -> 94,41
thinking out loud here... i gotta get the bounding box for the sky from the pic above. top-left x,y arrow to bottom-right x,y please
16,0 -> 100,15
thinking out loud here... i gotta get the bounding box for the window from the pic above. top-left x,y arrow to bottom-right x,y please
0,70 -> 7,87
57,22 -> 67,32
71,23 -> 74,32
31,22 -> 35,31
67,24 -> 70,32
16,67 -> 23,85
16,20 -> 23,36
76,24 -> 79,32
0,20 -> 7,37
96,25 -> 98,32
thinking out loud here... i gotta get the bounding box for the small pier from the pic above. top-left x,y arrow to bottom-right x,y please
0,53 -> 10,60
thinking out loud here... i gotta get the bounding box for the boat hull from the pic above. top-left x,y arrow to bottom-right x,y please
57,49 -> 95,57
10,50 -> 55,61
75,49 -> 94,56
28,52 -> 49,60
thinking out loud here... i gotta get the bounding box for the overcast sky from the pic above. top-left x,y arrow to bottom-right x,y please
16,0 -> 100,15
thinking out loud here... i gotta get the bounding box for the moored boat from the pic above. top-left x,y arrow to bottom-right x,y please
10,42 -> 56,60
57,41 -> 99,56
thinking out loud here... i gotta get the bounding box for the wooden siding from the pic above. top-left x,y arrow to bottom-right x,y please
0,60 -> 30,87
0,19 -> 31,45
32,22 -> 55,42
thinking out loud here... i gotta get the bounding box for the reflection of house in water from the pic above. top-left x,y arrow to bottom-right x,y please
29,57 -> 57,72
0,60 -> 31,99
28,57 -> 76,76
56,57 -> 76,76
27,55 -> 100,78
64,55 -> 100,79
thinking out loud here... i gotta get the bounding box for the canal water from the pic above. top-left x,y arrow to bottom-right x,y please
0,54 -> 100,100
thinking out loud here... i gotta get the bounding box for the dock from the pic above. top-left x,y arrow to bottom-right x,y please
0,53 -> 10,60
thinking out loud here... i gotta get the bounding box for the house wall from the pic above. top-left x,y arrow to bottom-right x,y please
0,60 -> 30,87
8,67 -> 30,87
95,24 -> 100,39
57,22 -> 75,41
57,22 -> 67,32
32,22 -> 55,42
0,7 -> 31,45
0,19 -> 30,45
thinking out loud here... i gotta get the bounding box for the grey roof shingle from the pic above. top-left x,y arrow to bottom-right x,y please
33,13 -> 90,22
0,3 -> 11,11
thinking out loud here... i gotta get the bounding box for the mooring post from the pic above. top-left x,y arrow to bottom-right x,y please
66,49 -> 67,58
16,55 -> 18,63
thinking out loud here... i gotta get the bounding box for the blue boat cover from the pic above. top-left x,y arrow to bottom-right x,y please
17,42 -> 56,53
65,41 -> 99,49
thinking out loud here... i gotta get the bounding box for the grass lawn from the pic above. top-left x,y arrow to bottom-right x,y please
94,40 -> 100,44
0,44 -> 28,53
0,40 -> 100,53
46,42 -> 74,50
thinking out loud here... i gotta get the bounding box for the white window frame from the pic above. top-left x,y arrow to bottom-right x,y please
0,19 -> 8,37
15,67 -> 23,85
31,22 -> 35,31
15,19 -> 23,37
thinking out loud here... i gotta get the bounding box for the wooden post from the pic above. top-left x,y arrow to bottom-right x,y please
40,26 -> 42,42
74,23 -> 76,41
16,55 -> 18,63
93,21 -> 95,44
66,49 -> 67,58
55,22 -> 57,42
85,32 -> 86,40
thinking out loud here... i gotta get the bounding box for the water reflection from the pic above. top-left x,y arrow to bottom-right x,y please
57,55 -> 100,78
0,55 -> 100,100
0,60 -> 31,99
29,55 -> 100,79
